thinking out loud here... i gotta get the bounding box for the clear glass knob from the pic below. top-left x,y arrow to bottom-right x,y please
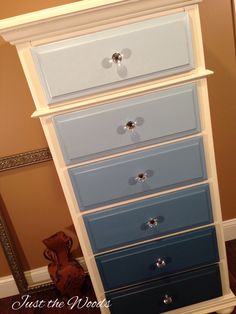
136,172 -> 147,183
163,294 -> 172,305
125,121 -> 136,130
156,258 -> 166,268
146,217 -> 158,228
112,52 -> 122,63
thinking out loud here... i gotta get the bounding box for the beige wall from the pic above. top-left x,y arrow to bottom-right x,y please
0,0 -> 236,277
199,0 -> 236,220
0,0 -> 78,277
0,0 -> 75,18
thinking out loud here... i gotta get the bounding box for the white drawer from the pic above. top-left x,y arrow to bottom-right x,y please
31,12 -> 194,104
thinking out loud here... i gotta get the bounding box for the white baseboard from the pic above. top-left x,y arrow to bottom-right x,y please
0,256 -> 86,299
223,218 -> 236,241
24,256 -> 87,286
0,275 -> 19,299
1,221 -> 236,299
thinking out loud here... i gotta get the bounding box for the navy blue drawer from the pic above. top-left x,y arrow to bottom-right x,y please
31,12 -> 194,104
69,137 -> 207,211
96,227 -> 219,291
84,184 -> 212,253
106,264 -> 222,314
53,83 -> 200,164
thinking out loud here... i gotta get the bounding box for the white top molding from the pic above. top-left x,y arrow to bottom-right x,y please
0,0 -> 201,45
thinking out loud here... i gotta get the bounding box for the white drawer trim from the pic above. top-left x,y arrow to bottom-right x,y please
0,0 -> 201,44
31,69 -> 213,118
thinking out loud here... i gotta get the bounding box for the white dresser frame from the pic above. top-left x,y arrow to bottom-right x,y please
1,1 -> 236,313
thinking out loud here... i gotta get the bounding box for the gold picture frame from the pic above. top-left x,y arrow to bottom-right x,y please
0,147 -> 52,172
0,194 -> 55,294
0,146 -> 54,294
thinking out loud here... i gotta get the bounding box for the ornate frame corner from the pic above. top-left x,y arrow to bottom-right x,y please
0,147 -> 52,172
0,195 -> 54,294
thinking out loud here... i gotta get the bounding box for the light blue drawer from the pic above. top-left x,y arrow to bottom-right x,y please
53,83 -> 200,164
96,227 -> 219,291
69,137 -> 207,211
31,12 -> 194,104
83,184 -> 212,253
106,265 -> 222,314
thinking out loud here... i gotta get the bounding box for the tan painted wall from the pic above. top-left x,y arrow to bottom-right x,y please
0,0 -> 235,277
0,0 -> 78,277
199,0 -> 236,220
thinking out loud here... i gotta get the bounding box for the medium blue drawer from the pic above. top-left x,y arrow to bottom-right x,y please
106,265 -> 222,314
69,137 -> 207,211
96,227 -> 219,291
83,184 -> 213,253
31,12 -> 194,104
53,83 -> 200,164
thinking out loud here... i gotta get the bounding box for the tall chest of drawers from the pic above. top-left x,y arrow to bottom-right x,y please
1,1 -> 236,313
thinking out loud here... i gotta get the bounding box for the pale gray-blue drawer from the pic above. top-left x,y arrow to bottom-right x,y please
31,12 -> 194,104
53,83 -> 200,164
96,227 -> 219,291
83,184 -> 212,253
69,137 -> 207,211
106,265 -> 222,314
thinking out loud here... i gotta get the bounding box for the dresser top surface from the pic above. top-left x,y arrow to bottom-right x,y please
0,0 -> 124,28
0,0 -> 201,36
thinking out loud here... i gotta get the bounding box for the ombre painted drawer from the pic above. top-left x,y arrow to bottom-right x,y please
96,227 -> 219,290
106,264 -> 222,314
31,12 -> 194,104
83,184 -> 212,253
69,137 -> 207,210
53,83 -> 200,164
2,1 -> 236,314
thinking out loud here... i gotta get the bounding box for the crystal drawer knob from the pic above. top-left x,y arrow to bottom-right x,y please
112,52 -> 123,63
135,172 -> 148,183
117,117 -> 144,135
146,217 -> 158,228
125,121 -> 136,130
163,294 -> 173,305
156,258 -> 166,268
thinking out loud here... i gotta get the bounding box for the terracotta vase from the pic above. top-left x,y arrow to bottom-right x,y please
43,231 -> 86,298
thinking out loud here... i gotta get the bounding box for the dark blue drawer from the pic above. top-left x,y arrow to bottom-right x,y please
84,184 -> 212,253
106,264 -> 222,314
96,227 -> 219,291
69,137 -> 207,211
53,83 -> 200,164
